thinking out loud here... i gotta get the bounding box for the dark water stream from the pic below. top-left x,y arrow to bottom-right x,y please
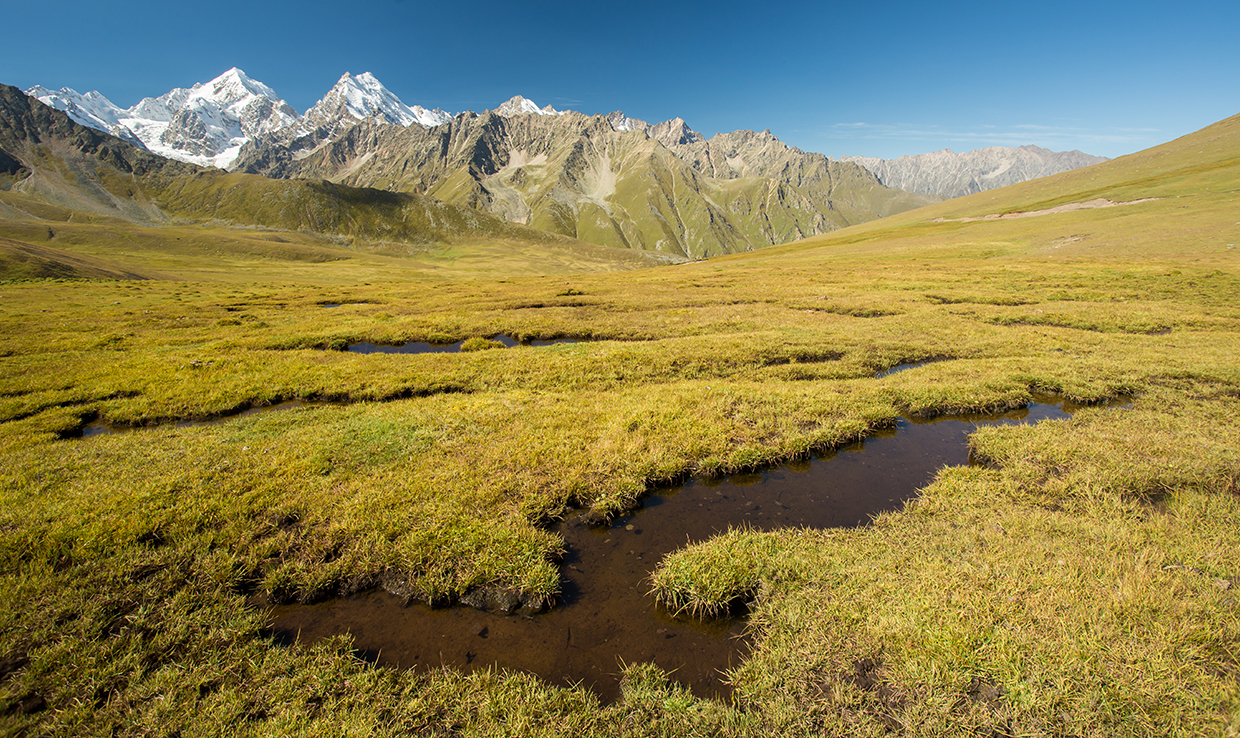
79,400 -> 312,438
266,399 -> 1083,702
348,334 -> 578,354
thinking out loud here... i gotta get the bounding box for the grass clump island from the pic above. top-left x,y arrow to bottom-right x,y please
0,112 -> 1239,736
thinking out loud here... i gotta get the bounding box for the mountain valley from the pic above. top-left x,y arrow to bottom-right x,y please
22,69 -> 1110,258
1,51 -> 1239,737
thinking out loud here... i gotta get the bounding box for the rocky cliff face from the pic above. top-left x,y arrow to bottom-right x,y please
234,109 -> 929,258
842,145 -> 1108,199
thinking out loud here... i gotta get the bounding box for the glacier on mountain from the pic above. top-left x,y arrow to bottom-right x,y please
302,72 -> 452,135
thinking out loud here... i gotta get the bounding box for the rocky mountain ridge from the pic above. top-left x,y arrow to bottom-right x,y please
842,145 -> 1109,199
234,108 -> 929,258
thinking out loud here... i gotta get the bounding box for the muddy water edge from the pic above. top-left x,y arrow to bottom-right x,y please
265,399 -> 1090,702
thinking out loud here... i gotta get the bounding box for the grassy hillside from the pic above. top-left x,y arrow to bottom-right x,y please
0,111 -> 1237,736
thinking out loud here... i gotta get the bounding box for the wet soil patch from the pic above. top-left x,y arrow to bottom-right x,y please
347,334 -> 578,355
2,691 -> 46,716
266,400 -> 1081,703
0,654 -> 28,681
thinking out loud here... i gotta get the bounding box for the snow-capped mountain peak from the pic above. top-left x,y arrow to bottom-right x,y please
120,68 -> 300,169
605,110 -> 649,132
22,85 -> 146,148
197,67 -> 279,106
25,68 -> 303,169
25,71 -> 570,171
24,85 -> 122,129
495,95 -> 565,118
302,72 -> 452,133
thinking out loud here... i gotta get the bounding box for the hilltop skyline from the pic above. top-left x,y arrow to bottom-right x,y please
4,0 -> 1237,160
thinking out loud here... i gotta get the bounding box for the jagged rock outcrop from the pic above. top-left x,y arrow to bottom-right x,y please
842,145 -> 1108,199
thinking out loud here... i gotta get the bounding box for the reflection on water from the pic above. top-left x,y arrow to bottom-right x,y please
267,400 -> 1081,702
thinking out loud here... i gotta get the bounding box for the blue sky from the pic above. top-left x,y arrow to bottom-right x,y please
5,0 -> 1237,160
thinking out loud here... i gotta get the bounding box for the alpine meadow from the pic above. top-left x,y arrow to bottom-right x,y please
0,57 -> 1239,738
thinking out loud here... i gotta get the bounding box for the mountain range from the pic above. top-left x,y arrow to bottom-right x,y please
0,81 -> 665,278
20,68 -> 1108,257
841,146 -> 1109,199
25,68 -> 453,170
235,106 -> 933,258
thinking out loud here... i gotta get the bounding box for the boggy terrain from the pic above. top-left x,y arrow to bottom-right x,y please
0,108 -> 1238,736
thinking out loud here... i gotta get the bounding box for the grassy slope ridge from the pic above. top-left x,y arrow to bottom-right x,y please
0,84 -> 664,278
0,107 -> 1237,735
236,111 -> 929,258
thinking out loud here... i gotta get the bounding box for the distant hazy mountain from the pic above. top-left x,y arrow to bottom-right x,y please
494,95 -> 565,118
234,107 -> 929,259
841,146 -> 1108,199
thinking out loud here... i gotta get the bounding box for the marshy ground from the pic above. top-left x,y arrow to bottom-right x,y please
1,114 -> 1238,735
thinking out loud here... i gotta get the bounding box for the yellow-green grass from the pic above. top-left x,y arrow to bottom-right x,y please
0,209 -> 668,284
1,114 -> 1239,735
